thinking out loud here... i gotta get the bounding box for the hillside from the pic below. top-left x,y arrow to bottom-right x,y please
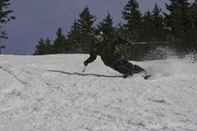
0,54 -> 197,131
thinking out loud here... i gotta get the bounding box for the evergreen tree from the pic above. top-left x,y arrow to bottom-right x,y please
34,38 -> 52,55
151,4 -> 165,41
67,20 -> 83,52
96,13 -> 118,56
190,0 -> 197,50
78,7 -> 96,52
142,4 -> 165,41
165,0 -> 192,46
191,0 -> 197,27
122,0 -> 142,41
97,13 -> 114,39
141,11 -> 153,41
53,28 -> 67,53
0,0 -> 15,39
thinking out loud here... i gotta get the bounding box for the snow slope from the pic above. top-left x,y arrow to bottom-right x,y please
0,54 -> 197,131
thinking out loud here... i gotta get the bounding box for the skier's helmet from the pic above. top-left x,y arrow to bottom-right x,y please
99,31 -> 104,35
95,31 -> 104,42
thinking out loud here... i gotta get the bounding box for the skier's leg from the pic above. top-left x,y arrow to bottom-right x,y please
117,61 -> 146,76
121,60 -> 145,74
132,64 -> 145,73
116,60 -> 134,75
109,59 -> 132,77
111,64 -> 133,78
111,59 -> 150,79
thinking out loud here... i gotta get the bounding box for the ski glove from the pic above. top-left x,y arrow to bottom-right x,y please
84,61 -> 88,66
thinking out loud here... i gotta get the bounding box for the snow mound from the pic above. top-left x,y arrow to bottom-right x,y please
0,54 -> 197,131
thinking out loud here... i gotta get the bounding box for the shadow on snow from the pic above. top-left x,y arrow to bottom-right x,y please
47,69 -> 123,78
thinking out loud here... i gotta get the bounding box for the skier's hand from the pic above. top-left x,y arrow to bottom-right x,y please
83,61 -> 88,66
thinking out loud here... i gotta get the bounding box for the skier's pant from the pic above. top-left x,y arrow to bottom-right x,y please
109,59 -> 145,76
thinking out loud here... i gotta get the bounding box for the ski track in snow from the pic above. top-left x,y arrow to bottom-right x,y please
0,54 -> 197,131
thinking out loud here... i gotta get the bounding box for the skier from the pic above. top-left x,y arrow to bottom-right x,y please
83,32 -> 146,78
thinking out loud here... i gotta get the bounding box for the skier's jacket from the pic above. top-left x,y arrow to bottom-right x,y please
84,34 -> 126,67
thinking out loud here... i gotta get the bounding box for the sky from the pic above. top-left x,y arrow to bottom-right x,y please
3,0 -> 167,55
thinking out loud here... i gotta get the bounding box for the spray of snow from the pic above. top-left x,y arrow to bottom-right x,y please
144,46 -> 178,60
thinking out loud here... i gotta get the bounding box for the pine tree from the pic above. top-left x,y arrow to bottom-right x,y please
151,4 -> 165,41
141,4 -> 165,42
96,13 -> 117,56
78,7 -> 96,52
189,0 -> 197,51
78,7 -> 95,33
34,38 -> 52,55
165,0 -> 192,42
141,11 -> 153,41
67,20 -> 83,52
191,0 -> 197,26
0,0 -> 15,40
97,13 -> 114,39
53,28 -> 67,53
122,0 -> 142,41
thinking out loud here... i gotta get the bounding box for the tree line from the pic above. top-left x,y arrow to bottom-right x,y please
0,0 -> 15,53
34,0 -> 197,60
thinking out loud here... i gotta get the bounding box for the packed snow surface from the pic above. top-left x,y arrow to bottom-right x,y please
0,54 -> 197,131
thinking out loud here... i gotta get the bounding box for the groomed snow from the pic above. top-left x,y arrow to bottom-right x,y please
0,54 -> 197,131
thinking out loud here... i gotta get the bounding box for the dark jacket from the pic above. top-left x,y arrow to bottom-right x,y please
84,35 -> 125,66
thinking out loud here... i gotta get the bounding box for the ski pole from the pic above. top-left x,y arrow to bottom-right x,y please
82,66 -> 87,72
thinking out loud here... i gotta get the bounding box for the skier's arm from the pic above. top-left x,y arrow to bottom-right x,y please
116,36 -> 131,45
84,53 -> 97,66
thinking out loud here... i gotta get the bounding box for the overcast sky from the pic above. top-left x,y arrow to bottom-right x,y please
4,0 -> 167,55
